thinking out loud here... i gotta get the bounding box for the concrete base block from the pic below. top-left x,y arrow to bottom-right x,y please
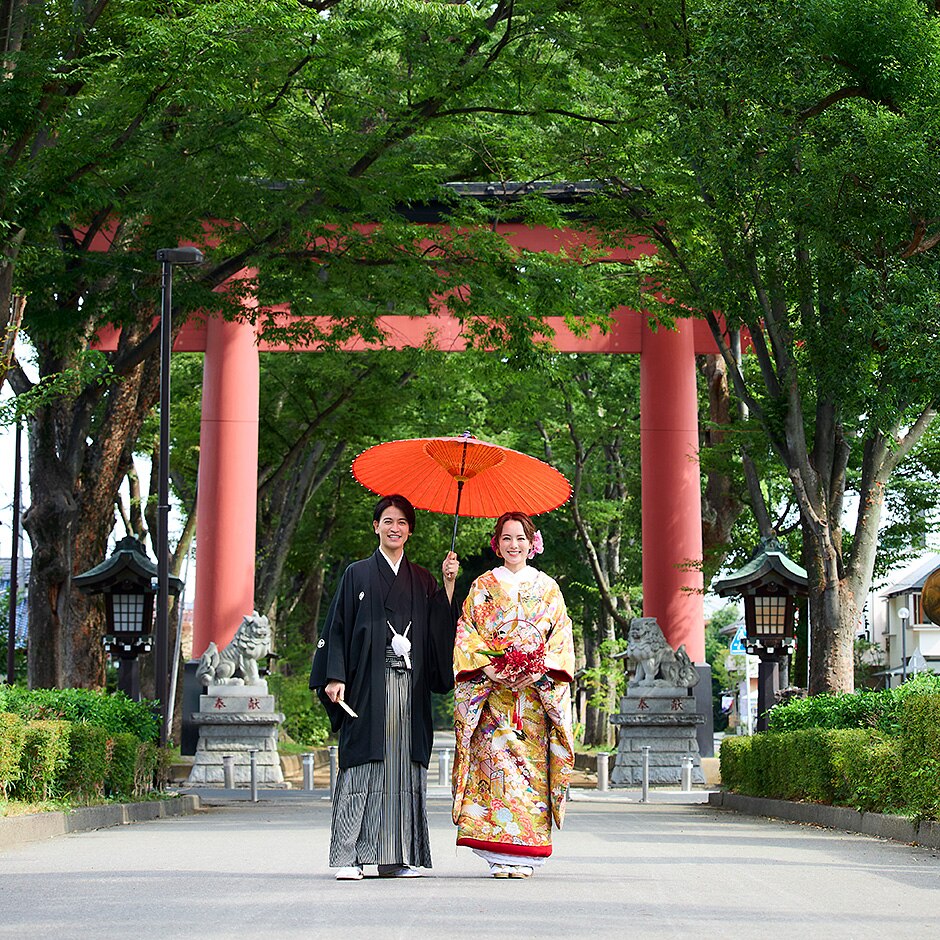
187,701 -> 287,787
610,697 -> 707,786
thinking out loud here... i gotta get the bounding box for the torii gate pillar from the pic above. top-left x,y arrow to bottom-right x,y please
640,318 -> 706,662
192,316 -> 259,658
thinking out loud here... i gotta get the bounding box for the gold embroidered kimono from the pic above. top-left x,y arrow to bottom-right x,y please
452,566 -> 575,858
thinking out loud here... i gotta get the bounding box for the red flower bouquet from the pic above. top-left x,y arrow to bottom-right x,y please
484,644 -> 546,685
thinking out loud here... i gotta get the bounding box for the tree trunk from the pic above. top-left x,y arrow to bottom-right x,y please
255,440 -> 346,617
23,410 -> 78,688
698,354 -> 745,570
806,543 -> 857,693
299,566 -> 326,647
581,609 -> 606,748
21,322 -> 160,689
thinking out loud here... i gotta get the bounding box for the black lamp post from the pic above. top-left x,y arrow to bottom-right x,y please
898,605 -> 910,685
713,537 -> 808,732
155,246 -> 204,744
74,536 -> 182,701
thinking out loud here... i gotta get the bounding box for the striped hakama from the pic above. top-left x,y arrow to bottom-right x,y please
329,651 -> 432,868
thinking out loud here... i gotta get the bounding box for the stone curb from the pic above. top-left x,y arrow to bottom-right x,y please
0,794 -> 202,852
708,791 -> 940,849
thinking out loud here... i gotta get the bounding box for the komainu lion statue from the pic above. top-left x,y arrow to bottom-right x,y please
196,612 -> 272,687
622,616 -> 699,689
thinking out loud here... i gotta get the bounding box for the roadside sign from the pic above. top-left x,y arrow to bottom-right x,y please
729,624 -> 747,655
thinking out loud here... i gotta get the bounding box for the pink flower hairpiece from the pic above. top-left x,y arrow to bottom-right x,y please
529,530 -> 544,558
489,529 -> 544,559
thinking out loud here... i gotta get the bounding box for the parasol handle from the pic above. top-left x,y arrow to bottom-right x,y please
450,479 -> 464,554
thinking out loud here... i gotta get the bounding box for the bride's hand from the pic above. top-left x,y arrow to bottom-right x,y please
483,664 -> 503,684
510,673 -> 541,691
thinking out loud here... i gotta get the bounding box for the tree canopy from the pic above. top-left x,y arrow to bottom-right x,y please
4,0 -> 940,698
1,0 -> 629,688
562,0 -> 940,691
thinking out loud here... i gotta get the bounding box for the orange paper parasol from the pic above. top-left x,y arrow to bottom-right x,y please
352,433 -> 571,551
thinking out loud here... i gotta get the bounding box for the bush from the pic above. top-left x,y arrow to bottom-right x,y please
829,730 -> 904,813
60,724 -> 109,801
0,712 -> 26,797
767,673 -> 940,735
0,687 -> 159,741
897,694 -> 940,819
721,713 -> 939,818
13,719 -> 70,802
720,729 -> 842,802
105,733 -> 141,800
134,741 -> 169,797
767,688 -> 886,732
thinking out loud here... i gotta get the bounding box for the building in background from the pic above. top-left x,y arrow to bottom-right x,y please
865,553 -> 940,687
1,556 -> 30,645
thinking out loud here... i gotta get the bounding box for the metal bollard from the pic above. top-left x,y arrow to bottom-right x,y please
438,748 -> 451,787
329,745 -> 338,800
222,754 -> 235,790
302,752 -> 316,791
249,749 -> 258,802
596,751 -> 609,792
681,755 -> 693,792
640,746 -> 651,803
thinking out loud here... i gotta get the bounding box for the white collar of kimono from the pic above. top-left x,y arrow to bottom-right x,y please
492,564 -> 538,585
379,547 -> 404,575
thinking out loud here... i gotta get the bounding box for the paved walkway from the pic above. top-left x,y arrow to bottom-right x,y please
2,787 -> 938,938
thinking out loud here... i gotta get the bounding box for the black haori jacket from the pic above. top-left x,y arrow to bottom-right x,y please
309,550 -> 457,770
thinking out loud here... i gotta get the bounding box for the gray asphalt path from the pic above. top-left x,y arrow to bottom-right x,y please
1,793 -> 938,939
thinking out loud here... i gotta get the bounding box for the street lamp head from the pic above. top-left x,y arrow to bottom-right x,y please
898,606 -> 910,621
156,247 -> 205,265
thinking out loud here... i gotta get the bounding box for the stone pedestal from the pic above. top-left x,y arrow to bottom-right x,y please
610,686 -> 706,786
186,681 -> 287,787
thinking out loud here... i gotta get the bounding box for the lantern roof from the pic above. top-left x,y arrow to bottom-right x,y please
74,536 -> 182,595
712,537 -> 808,597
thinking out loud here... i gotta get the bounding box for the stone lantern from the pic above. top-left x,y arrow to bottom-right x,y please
713,537 -> 808,731
75,536 -> 182,701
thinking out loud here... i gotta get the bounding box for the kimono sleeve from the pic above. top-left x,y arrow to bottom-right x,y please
308,570 -> 350,732
426,586 -> 459,694
542,578 -> 575,683
453,582 -> 496,680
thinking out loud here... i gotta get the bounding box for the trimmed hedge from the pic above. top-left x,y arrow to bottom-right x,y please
721,692 -> 940,819
0,686 -> 159,742
135,742 -> 168,798
898,694 -> 940,819
14,719 -> 70,802
60,723 -> 110,801
0,712 -> 26,797
0,711 -> 168,806
105,732 -> 141,799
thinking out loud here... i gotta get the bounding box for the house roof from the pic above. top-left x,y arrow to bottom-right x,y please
1,557 -> 30,645
882,553 -> 940,598
0,557 -> 31,583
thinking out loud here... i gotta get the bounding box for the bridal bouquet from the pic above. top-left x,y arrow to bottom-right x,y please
483,643 -> 546,685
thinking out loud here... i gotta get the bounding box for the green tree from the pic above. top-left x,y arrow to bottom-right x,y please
573,0 -> 940,692
1,0 -> 625,688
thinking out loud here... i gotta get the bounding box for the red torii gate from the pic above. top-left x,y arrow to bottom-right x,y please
138,221 -> 716,665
